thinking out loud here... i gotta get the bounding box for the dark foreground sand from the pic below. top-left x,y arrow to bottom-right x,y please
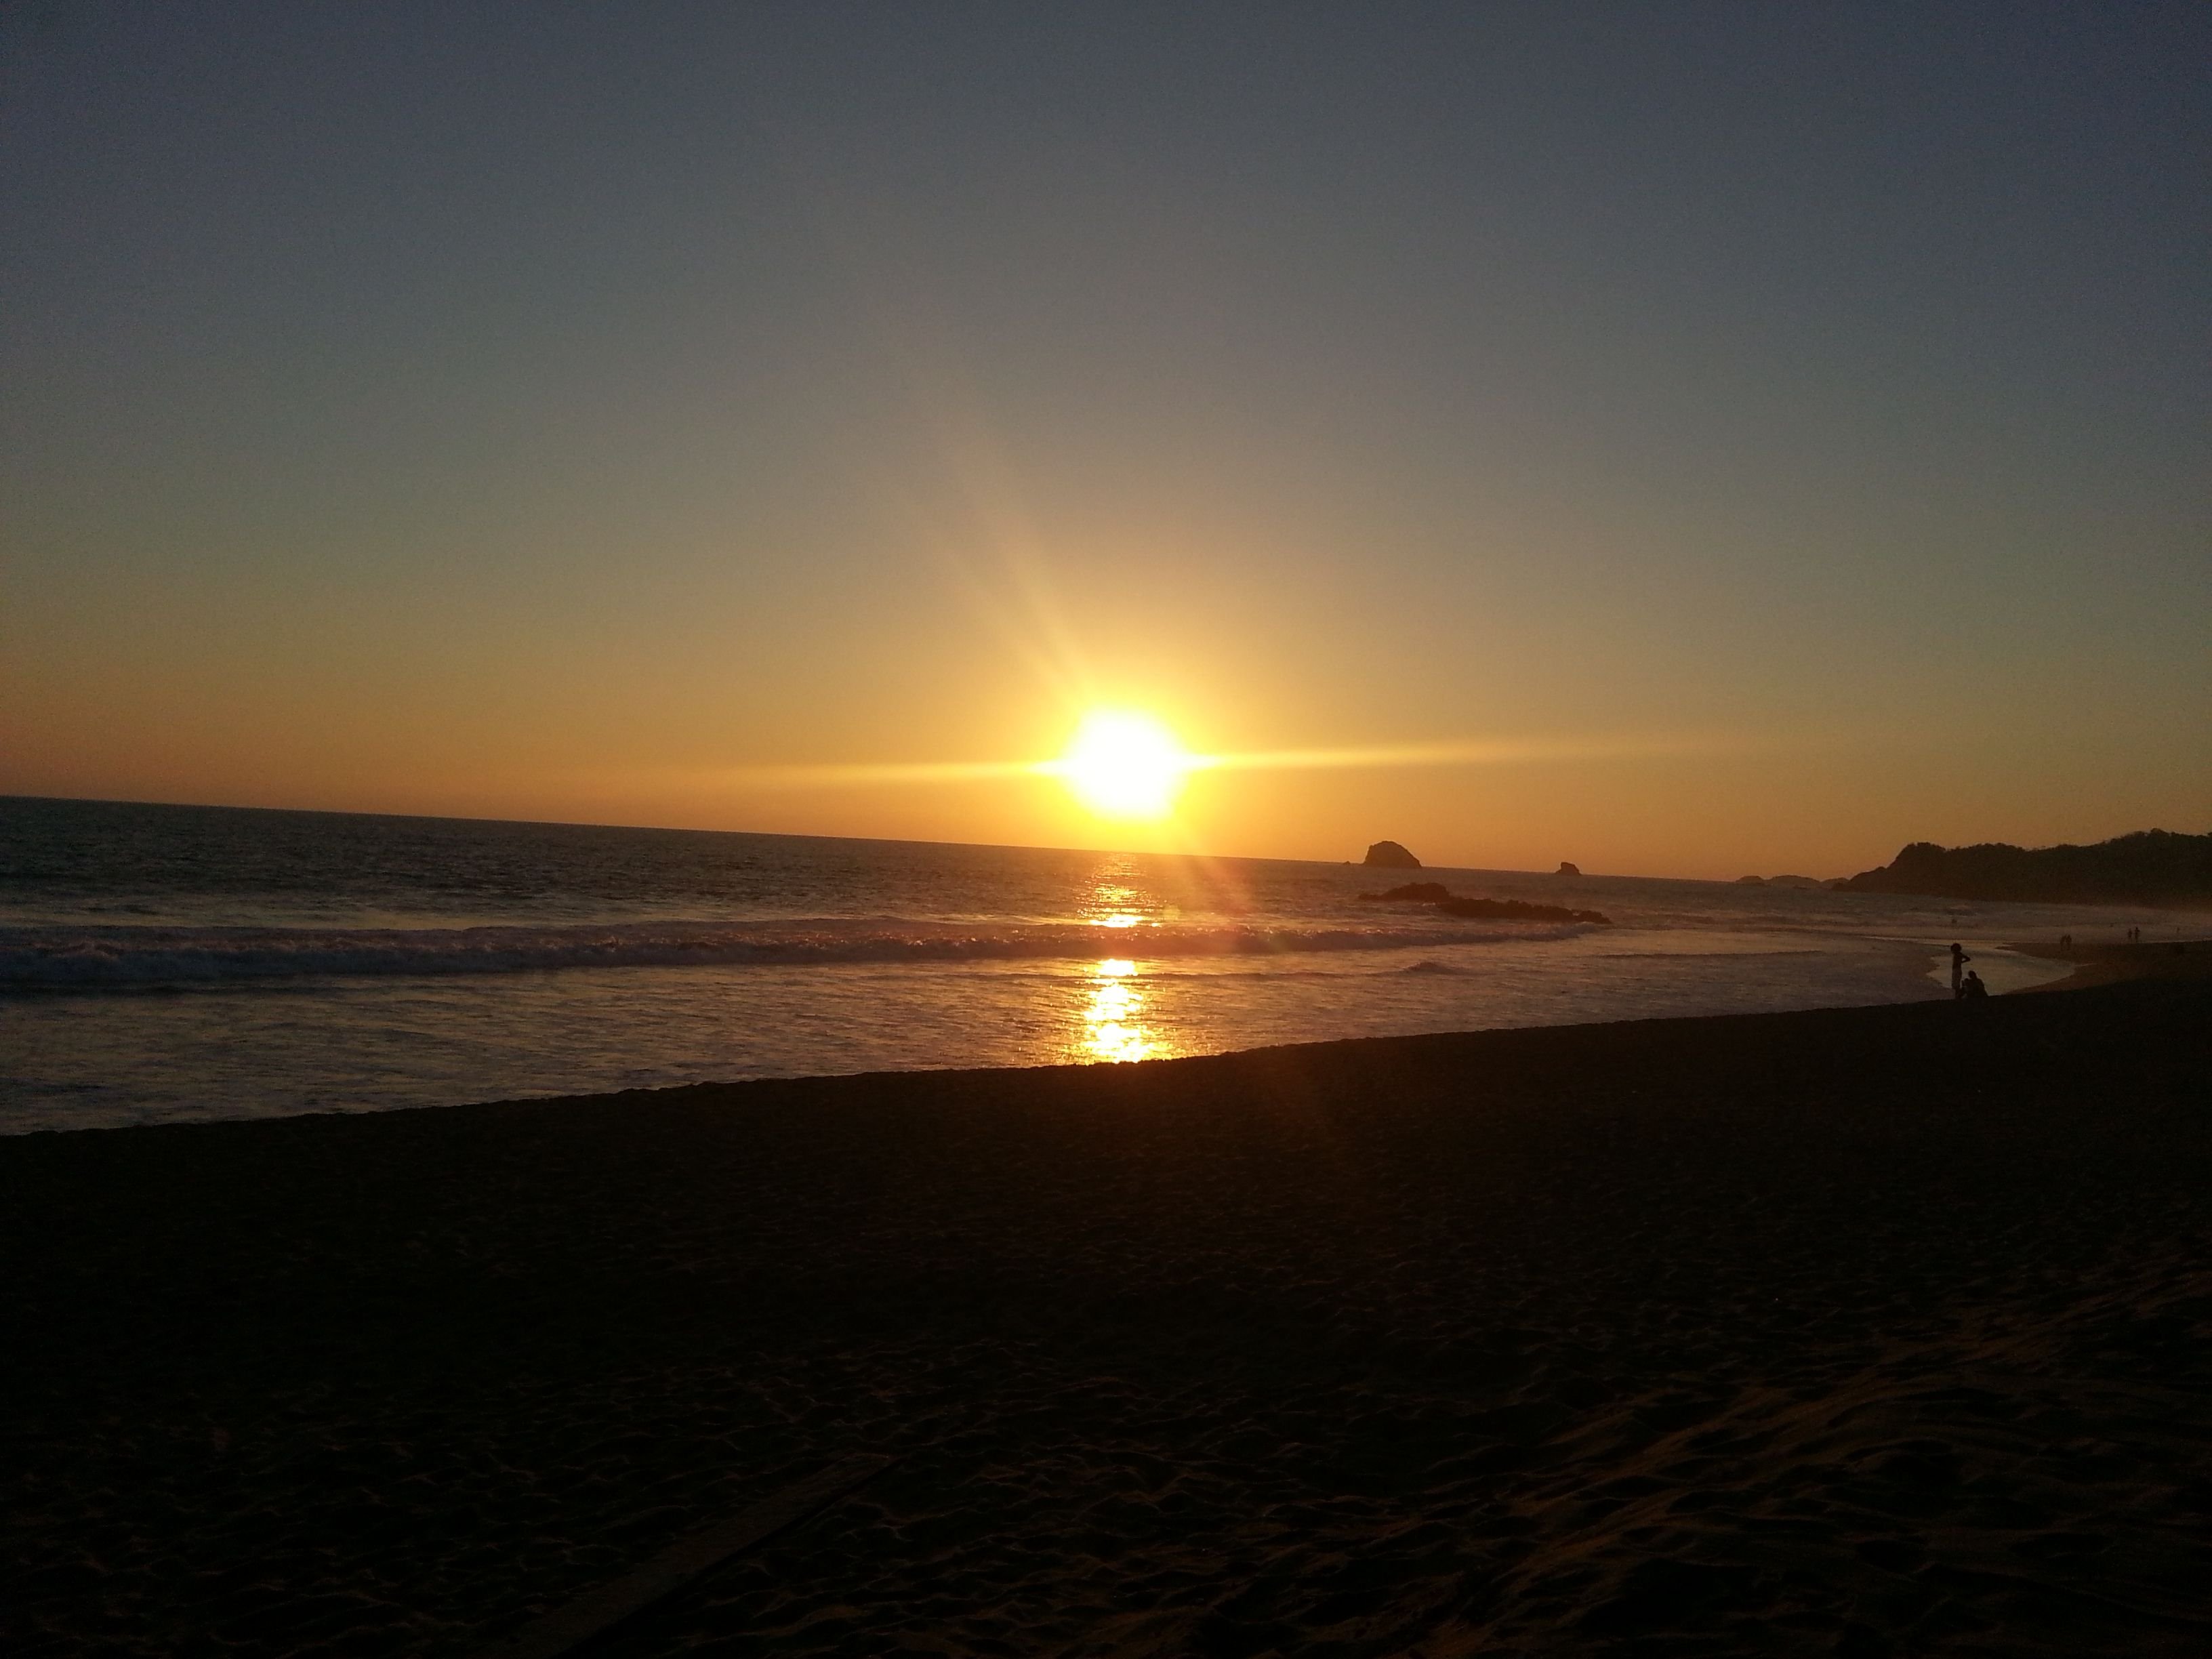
6,980 -> 2211,1658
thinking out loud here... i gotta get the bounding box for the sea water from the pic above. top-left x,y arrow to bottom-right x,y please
3,796 -> 2192,1133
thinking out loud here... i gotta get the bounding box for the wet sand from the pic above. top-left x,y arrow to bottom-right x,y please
6,979 -> 2211,1656
2013,937 -> 2212,990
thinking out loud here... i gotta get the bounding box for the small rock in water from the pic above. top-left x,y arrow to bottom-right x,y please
1361,882 -> 1452,903
1358,881 -> 1610,925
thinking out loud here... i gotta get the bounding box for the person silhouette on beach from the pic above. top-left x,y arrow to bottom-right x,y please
1960,969 -> 1988,1000
1949,942 -> 1971,995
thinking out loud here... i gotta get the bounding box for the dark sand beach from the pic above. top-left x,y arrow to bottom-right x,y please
7,977 -> 2211,1656
2014,937 -> 2212,989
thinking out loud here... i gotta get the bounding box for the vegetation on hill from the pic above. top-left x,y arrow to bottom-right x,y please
1839,830 -> 2212,906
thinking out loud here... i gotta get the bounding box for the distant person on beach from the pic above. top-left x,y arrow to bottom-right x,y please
1960,970 -> 1988,999
1950,942 -> 1970,994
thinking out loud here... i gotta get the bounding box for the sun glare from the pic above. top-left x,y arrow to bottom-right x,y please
1053,711 -> 1197,820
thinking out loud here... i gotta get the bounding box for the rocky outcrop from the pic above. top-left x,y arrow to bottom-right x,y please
1555,862 -> 1581,877
1839,830 -> 2212,906
1360,882 -> 1610,925
1438,895 -> 1611,924
1363,841 -> 1421,869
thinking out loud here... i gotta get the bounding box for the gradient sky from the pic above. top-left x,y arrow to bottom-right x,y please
5,3 -> 2207,877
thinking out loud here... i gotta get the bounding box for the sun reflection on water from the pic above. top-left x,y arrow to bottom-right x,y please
1080,859 -> 1172,933
1080,957 -> 1158,1063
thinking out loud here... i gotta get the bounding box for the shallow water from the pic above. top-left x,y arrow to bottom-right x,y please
4,796 -> 2190,1132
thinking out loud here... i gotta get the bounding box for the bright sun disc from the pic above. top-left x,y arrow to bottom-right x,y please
1054,712 -> 1195,820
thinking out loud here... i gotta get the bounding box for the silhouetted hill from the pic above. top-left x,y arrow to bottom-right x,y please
1839,830 -> 2212,907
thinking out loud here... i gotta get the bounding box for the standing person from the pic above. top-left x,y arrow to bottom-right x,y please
1950,941 -> 1971,996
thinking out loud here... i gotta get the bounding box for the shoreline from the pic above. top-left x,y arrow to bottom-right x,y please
7,980 -> 2210,1654
9,933 -> 2198,1141
2009,935 -> 2212,991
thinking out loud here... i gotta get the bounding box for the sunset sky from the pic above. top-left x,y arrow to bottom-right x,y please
5,3 -> 2206,878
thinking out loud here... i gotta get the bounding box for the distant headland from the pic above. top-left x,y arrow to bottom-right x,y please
1839,830 -> 2212,907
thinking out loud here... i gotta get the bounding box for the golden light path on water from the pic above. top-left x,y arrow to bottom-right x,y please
1078,958 -> 1155,1063
1069,869 -> 1168,1063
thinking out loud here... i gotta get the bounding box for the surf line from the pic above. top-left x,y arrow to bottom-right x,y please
471,1452 -> 897,1659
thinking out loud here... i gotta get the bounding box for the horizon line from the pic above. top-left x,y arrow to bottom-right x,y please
9,787 -> 2188,884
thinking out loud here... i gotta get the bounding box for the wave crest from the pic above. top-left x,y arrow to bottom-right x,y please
0,915 -> 1593,991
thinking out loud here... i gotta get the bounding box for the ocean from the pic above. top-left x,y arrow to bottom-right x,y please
3,796 -> 2190,1134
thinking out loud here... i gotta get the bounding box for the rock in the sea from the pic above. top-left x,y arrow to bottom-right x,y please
1555,861 -> 1581,877
1361,882 -> 1453,903
1437,895 -> 1611,924
1364,840 -> 1421,869
1358,882 -> 1610,924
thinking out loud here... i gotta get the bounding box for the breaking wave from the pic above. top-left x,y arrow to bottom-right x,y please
0,916 -> 1591,991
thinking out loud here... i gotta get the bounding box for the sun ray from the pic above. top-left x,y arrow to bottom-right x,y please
682,728 -> 1736,796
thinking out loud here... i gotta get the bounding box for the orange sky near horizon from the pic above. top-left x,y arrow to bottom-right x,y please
6,578 -> 2203,881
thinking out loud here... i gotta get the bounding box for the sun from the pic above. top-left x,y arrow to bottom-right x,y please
1051,711 -> 1198,820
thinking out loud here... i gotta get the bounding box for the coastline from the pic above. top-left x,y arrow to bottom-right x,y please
7,979 -> 2211,1654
